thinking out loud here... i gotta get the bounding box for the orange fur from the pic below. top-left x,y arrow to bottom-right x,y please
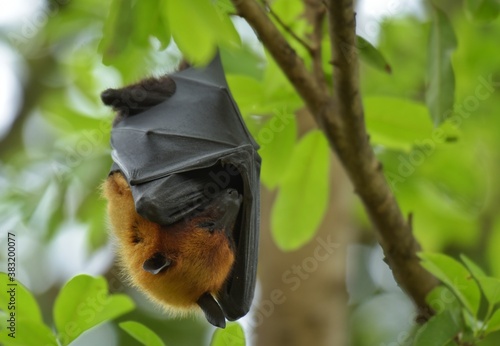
102,172 -> 235,313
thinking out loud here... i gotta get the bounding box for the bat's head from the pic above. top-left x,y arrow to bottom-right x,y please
103,172 -> 242,327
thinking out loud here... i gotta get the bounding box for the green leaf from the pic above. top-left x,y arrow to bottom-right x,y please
227,53 -> 303,116
129,0 -> 171,50
426,286 -> 463,322
364,97 -> 433,151
208,1 -> 240,46
226,76 -> 266,114
211,0 -> 236,14
486,309 -> 500,334
119,321 -> 165,346
167,0 -> 239,65
0,273 -> 43,324
489,221 -> 500,280
461,255 -> 500,308
211,322 -> 246,346
477,277 -> 500,308
271,0 -> 305,24
357,36 -> 392,74
221,45 -> 265,80
260,54 -> 303,111
465,0 -> 500,22
167,0 -> 215,64
54,274 -> 135,346
98,0 -> 134,65
130,0 -> 159,48
155,0 -> 172,50
271,130 -> 330,251
413,309 -> 461,346
258,110 -> 297,189
0,318 -> 58,346
419,253 -> 481,316
0,277 -> 57,345
426,5 -> 457,126
226,68 -> 302,117
460,255 -> 487,278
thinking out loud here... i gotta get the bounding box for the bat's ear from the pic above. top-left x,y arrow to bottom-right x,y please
142,252 -> 171,275
101,75 -> 176,123
197,293 -> 226,328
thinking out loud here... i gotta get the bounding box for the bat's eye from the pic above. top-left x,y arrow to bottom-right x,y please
131,223 -> 142,244
199,221 -> 216,233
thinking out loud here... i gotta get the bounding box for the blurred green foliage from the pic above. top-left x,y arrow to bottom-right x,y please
119,321 -> 166,346
0,273 -> 133,346
0,0 -> 500,345
211,322 -> 246,346
415,254 -> 500,345
271,130 -> 329,251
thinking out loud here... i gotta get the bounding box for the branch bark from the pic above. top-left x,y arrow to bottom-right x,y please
231,0 -> 438,317
305,0 -> 329,94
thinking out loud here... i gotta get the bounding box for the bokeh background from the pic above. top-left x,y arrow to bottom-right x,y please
1,0 -> 500,345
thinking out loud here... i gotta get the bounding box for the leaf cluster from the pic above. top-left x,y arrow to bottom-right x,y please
416,254 -> 500,345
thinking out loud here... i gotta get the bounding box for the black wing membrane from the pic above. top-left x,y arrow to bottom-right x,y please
109,54 -> 261,321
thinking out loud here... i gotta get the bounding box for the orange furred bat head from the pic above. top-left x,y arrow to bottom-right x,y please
103,172 -> 241,327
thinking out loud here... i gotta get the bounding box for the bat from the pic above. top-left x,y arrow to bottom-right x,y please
101,55 -> 261,328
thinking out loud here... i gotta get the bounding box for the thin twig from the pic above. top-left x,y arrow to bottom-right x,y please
305,0 -> 329,93
261,0 -> 314,55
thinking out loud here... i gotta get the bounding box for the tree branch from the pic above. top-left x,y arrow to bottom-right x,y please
231,0 -> 438,317
325,2 -> 438,317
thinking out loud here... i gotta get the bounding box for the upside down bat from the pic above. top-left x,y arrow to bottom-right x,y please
101,55 -> 261,328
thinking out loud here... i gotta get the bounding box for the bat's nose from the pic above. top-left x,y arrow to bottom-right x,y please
143,252 -> 171,274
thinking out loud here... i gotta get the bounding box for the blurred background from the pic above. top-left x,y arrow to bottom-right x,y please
0,0 -> 499,345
